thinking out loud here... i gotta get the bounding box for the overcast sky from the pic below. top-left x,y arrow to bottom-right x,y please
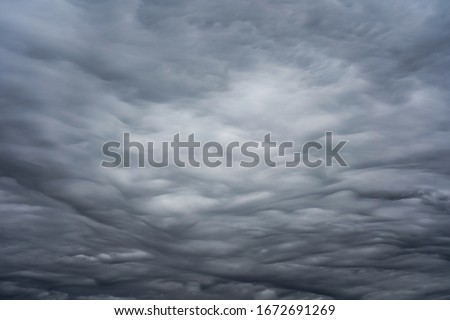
1,0 -> 450,299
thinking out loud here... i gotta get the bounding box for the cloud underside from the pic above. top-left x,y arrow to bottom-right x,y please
0,0 -> 450,299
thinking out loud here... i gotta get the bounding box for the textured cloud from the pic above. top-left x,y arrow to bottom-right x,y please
1,0 -> 450,299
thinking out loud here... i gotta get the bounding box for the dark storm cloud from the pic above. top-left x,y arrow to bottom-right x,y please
1,0 -> 450,299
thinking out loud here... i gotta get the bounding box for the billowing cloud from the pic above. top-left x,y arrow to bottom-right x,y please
0,0 -> 450,299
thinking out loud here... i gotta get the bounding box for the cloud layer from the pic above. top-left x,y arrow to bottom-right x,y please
1,0 -> 450,299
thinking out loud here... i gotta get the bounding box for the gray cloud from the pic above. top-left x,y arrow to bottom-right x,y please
0,0 -> 450,299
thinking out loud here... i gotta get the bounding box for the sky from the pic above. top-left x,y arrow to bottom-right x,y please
0,0 -> 450,299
